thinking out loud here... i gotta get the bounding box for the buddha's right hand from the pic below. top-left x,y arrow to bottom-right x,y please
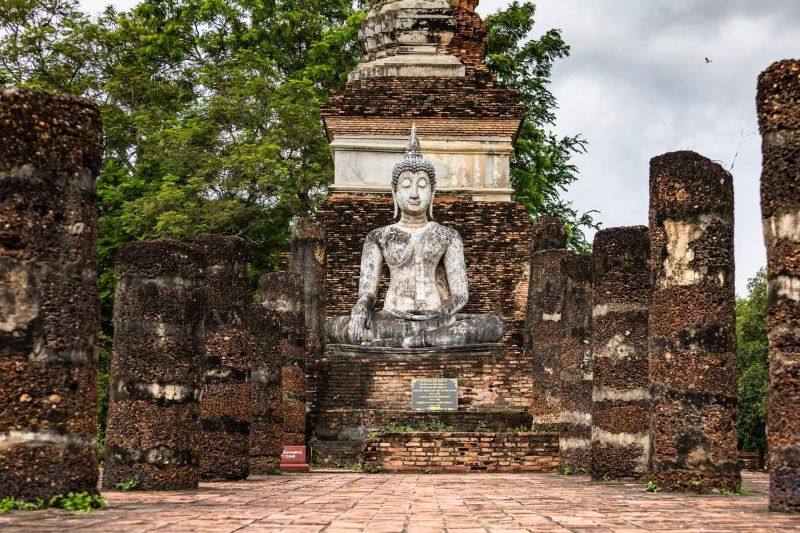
346,299 -> 372,343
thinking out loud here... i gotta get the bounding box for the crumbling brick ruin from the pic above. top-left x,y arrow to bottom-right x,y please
248,303 -> 283,475
590,227 -> 651,480
757,59 -> 800,512
558,254 -> 593,474
196,234 -> 252,481
0,87 -> 103,500
648,151 -> 741,492
527,217 -> 571,433
103,241 -> 206,490
259,272 -> 307,449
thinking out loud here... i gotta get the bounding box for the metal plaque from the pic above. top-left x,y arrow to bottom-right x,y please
411,378 -> 458,411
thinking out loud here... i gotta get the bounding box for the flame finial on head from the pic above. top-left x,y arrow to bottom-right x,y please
391,124 -> 436,192
407,123 -> 422,154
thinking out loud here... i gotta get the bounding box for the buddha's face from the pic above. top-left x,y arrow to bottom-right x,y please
395,170 -> 433,217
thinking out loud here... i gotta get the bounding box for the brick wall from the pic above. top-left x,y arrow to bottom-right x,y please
364,432 -> 559,473
313,344 -> 531,411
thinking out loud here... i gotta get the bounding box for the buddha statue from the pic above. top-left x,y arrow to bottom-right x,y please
326,126 -> 506,348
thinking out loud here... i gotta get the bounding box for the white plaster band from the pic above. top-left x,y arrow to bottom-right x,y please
559,437 -> 591,450
592,302 -> 647,318
763,210 -> 800,243
117,275 -> 200,290
542,313 -> 562,323
593,386 -> 651,402
592,428 -> 650,472
560,411 -> 591,426
770,276 -> 800,303
0,430 -> 96,450
115,381 -> 199,402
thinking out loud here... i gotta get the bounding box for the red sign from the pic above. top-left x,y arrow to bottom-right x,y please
280,446 -> 310,472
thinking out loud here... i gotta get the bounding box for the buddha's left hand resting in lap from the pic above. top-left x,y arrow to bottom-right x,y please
326,126 -> 506,348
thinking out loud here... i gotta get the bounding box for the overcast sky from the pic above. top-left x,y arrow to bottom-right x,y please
79,0 -> 799,295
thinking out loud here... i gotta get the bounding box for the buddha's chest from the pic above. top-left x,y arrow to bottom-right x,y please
378,228 -> 448,269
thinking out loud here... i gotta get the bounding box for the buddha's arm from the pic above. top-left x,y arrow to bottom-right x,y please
354,233 -> 382,311
441,232 -> 468,316
347,233 -> 383,341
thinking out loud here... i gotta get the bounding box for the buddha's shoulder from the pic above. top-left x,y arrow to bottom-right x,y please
427,222 -> 461,242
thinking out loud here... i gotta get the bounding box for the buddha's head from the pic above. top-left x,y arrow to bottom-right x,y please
391,125 -> 436,219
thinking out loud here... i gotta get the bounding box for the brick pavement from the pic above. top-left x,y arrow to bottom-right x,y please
0,472 -> 798,532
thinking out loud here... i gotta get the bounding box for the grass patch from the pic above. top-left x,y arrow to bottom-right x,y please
0,492 -> 107,515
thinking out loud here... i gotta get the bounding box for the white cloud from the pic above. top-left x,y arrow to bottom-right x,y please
479,0 -> 800,295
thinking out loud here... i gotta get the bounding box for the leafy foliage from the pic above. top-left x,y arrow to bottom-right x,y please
736,269 -> 769,454
485,1 -> 598,251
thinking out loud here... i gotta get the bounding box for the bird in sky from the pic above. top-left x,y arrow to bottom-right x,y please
705,57 -> 713,63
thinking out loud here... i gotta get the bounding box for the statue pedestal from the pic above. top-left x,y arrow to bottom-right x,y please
309,344 -> 557,469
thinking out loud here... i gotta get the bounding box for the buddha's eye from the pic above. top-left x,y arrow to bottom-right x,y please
401,178 -> 412,188
417,178 -> 428,188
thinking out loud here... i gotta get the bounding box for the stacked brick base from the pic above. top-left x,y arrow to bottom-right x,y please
364,432 -> 559,473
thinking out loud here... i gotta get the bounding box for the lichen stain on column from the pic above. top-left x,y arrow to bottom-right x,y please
0,87 -> 103,500
648,151 -> 740,493
757,59 -> 800,512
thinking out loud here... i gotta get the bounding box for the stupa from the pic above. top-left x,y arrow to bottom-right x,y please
311,0 -> 552,470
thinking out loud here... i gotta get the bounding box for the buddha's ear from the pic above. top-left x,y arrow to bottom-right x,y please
392,190 -> 399,219
429,189 -> 435,219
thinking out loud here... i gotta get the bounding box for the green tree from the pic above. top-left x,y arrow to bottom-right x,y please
485,1 -> 598,251
736,269 -> 769,454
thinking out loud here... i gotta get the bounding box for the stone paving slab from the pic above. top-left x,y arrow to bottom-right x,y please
0,472 -> 798,532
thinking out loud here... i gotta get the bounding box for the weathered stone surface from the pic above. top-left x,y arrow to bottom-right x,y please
291,219 -> 327,358
526,217 -> 570,433
352,1 -> 463,81
559,254 -> 592,474
104,241 -> 206,491
648,151 -> 740,492
259,272 -> 307,450
248,304 -> 283,475
196,234 -> 251,481
0,87 -> 102,500
589,227 -> 650,481
757,59 -> 800,512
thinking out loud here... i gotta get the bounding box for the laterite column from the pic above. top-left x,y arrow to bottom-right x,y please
527,217 -> 570,432
104,241 -> 206,490
649,151 -> 740,492
757,59 -> 800,512
291,218 -> 327,358
197,234 -> 252,481
559,254 -> 593,473
590,227 -> 651,480
259,272 -> 307,448
0,88 -> 103,500
248,304 -> 284,475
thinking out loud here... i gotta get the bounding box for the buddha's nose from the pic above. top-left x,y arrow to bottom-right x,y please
410,186 -> 420,199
